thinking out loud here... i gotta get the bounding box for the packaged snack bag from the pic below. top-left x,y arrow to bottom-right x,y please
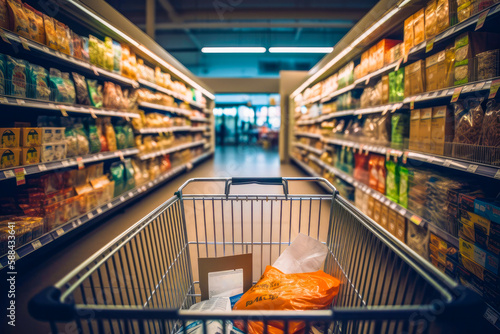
6,0 -> 29,38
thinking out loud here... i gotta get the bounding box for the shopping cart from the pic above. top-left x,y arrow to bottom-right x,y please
30,177 -> 485,334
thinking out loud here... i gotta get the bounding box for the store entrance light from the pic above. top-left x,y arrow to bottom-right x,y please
269,47 -> 333,53
201,47 -> 266,53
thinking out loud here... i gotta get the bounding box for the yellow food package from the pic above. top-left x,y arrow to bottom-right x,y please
43,14 -> 57,50
21,127 -> 41,147
413,8 -> 425,45
0,147 -> 20,168
55,20 -> 70,55
425,0 -> 437,39
22,3 -> 38,41
0,128 -> 20,147
6,0 -> 30,38
21,146 -> 40,165
404,14 -> 414,55
436,0 -> 451,34
233,266 -> 340,334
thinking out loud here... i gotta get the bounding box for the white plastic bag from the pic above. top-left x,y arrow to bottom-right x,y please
272,233 -> 328,274
177,297 -> 232,334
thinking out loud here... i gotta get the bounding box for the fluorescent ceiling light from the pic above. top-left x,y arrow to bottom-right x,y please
269,47 -> 333,53
201,47 -> 266,53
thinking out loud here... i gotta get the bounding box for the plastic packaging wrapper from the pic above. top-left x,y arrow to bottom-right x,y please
176,298 -> 232,334
272,233 -> 328,274
233,266 -> 340,334
453,98 -> 484,145
481,100 -> 500,147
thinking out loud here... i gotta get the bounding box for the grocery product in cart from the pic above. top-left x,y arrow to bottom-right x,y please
29,178 -> 488,334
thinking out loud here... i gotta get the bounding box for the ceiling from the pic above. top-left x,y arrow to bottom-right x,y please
106,0 -> 378,78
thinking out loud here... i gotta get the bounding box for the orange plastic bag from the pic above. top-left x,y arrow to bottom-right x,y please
233,266 -> 340,334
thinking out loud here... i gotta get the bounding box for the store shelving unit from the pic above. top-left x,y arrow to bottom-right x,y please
289,0 -> 500,326
0,0 -> 215,270
0,151 -> 212,270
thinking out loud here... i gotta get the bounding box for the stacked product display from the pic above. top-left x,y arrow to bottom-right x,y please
0,0 -> 214,268
291,0 -> 500,321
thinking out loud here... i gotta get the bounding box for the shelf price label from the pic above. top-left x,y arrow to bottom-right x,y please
14,168 -> 26,186
475,9 -> 490,31
425,37 -> 435,53
56,228 -> 64,236
38,164 -> 47,171
467,164 -> 478,173
60,107 -> 68,117
450,87 -> 463,103
403,53 -> 409,64
117,151 -> 125,162
3,170 -> 15,179
32,240 -> 42,250
410,215 -> 423,226
90,110 -> 97,119
18,36 -> 30,50
0,29 -> 10,43
494,169 -> 500,179
489,79 -> 500,99
395,58 -> 403,71
410,96 -> 416,110
443,159 -> 452,167
77,157 -> 84,170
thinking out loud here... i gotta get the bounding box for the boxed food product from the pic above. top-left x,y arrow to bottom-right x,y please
404,14 -> 414,55
396,214 -> 407,243
381,75 -> 389,104
21,127 -> 42,147
404,60 -> 425,97
459,210 -> 492,249
0,147 -> 20,168
436,0 -> 455,34
374,39 -> 401,69
425,0 -> 437,39
21,146 -> 40,165
0,128 -> 20,147
388,209 -> 398,236
380,201 -> 389,230
373,200 -> 382,224
367,195 -> 375,219
430,105 -> 454,155
407,222 -> 429,259
419,108 -> 432,153
391,113 -> 409,147
388,69 -> 405,102
474,198 -> 500,225
459,238 -> 498,274
41,143 -> 65,162
409,109 -> 421,151
386,160 -> 400,203
413,8 -> 426,45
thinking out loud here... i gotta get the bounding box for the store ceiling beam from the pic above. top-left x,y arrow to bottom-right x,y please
145,0 -> 155,38
157,0 -> 182,23
140,21 -> 355,30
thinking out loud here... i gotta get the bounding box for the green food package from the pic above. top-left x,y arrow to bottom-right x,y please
104,37 -> 114,71
110,161 -> 125,197
388,68 -> 405,102
73,122 -> 90,156
6,55 -> 28,97
391,113 -> 409,147
65,127 -> 78,157
123,158 -> 136,191
123,123 -> 135,148
112,41 -> 122,73
385,160 -> 400,203
114,125 -> 127,150
31,65 -> 50,100
87,79 -> 103,108
87,123 -> 101,154
399,166 -> 409,208
0,54 -> 5,95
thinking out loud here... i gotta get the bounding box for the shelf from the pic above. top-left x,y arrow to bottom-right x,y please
294,132 -> 322,139
138,79 -> 206,110
0,29 -> 139,88
293,143 -> 324,156
139,140 -> 207,160
135,126 -> 209,134
138,102 -> 193,117
0,95 -> 140,119
0,151 -> 213,271
190,116 -> 210,123
0,148 -> 139,182
319,83 -> 357,105
290,156 -> 334,193
306,155 -> 459,247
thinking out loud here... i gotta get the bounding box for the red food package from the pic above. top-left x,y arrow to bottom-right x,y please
368,154 -> 379,190
354,152 -> 369,185
377,156 -> 386,194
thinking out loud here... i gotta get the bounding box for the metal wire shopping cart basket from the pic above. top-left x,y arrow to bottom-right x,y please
30,177 -> 484,334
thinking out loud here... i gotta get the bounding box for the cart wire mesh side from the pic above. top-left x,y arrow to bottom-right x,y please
29,177 -> 484,334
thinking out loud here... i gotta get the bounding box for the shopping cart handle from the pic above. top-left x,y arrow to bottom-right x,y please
28,286 -> 75,321
226,177 -> 289,197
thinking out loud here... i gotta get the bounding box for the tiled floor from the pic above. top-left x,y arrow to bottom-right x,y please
7,145 -> 328,333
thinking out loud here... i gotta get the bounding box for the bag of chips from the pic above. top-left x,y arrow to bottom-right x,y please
87,79 -> 103,108
72,72 -> 90,105
6,0 -> 29,38
31,64 -> 50,100
43,14 -> 57,50
0,0 -> 8,29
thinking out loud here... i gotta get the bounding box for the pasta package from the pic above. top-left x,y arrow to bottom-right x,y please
453,98 -> 484,145
404,60 -> 425,97
481,100 -> 500,147
72,72 -> 90,105
0,0 -> 8,29
6,0 -> 29,38
43,14 -> 57,50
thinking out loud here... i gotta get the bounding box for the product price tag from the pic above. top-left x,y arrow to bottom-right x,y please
4,170 -> 15,179
410,96 -> 416,110
403,53 -> 409,63
443,159 -> 452,167
427,156 -> 434,163
467,164 -> 478,173
16,99 -> 25,105
32,240 -> 42,250
76,219 -> 82,225
399,208 -> 407,216
489,79 -> 500,99
117,151 -> 125,162
0,29 -> 10,43
60,108 -> 68,117
14,168 -> 25,186
390,203 -> 397,210
475,9 -> 490,31
88,212 -> 94,219
386,151 -> 391,161
92,65 -> 99,76
450,87 -> 462,103
494,169 -> 500,179
96,207 -> 102,214
382,105 -> 391,115
120,196 -> 125,202
56,228 -> 64,236
77,157 -> 84,170
403,152 -> 408,164
395,58 -> 403,71
61,160 -> 70,167
90,110 -> 97,119
124,115 -> 130,121
484,308 -> 499,328
38,164 -> 47,171
357,114 -> 362,119
425,37 -> 435,53
72,221 -> 77,229
128,192 -> 133,198
18,36 -> 29,50
365,76 -> 370,85
410,215 -> 422,225
0,97 -> 8,104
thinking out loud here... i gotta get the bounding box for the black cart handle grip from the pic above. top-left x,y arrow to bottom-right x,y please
225,177 -> 288,197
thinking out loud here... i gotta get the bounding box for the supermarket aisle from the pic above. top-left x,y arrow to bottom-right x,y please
8,145 -> 320,333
